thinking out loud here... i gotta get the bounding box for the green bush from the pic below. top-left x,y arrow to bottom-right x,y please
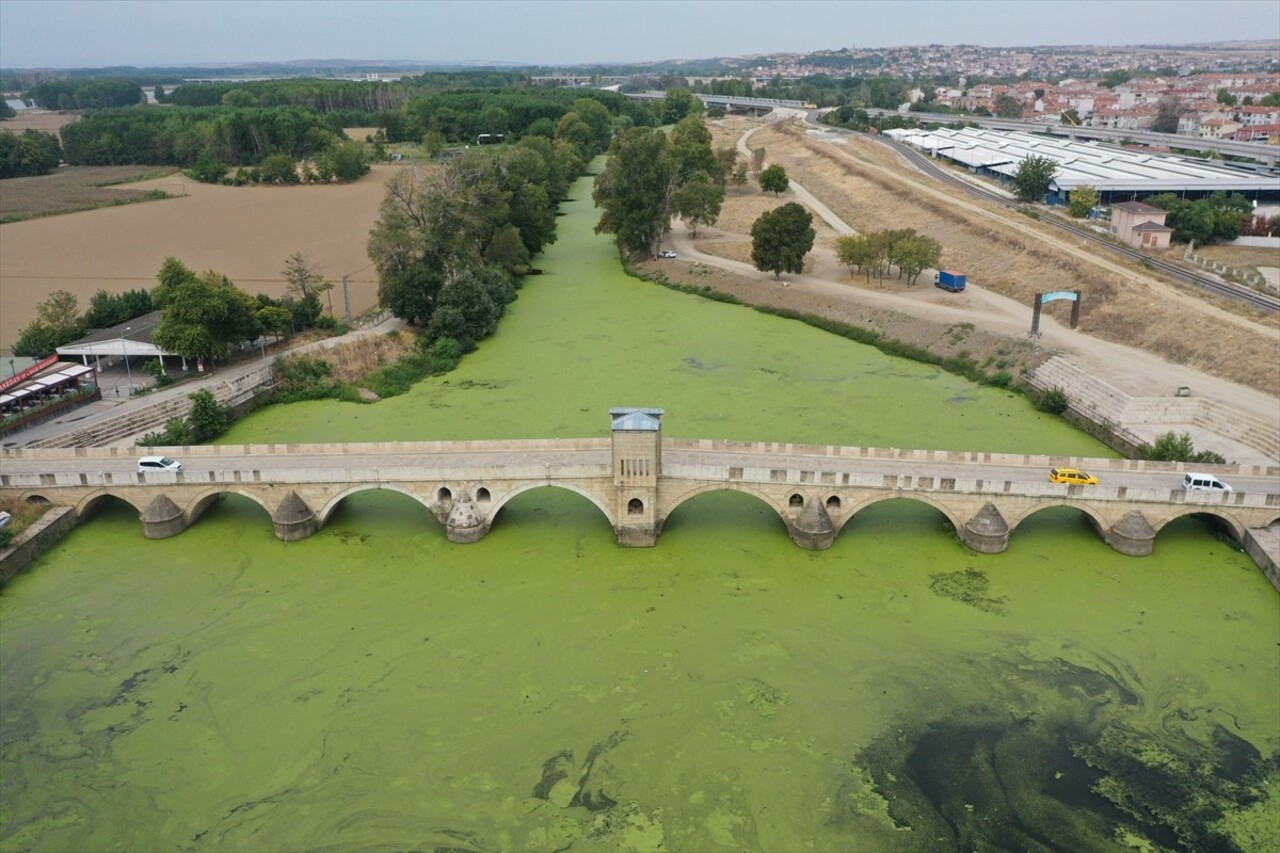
1034,386 -> 1070,414
315,315 -> 347,335
0,528 -> 14,548
1141,431 -> 1227,464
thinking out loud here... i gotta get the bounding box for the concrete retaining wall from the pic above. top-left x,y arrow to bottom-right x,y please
0,507 -> 80,582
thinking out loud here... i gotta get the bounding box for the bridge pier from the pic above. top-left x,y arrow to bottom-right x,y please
140,494 -> 188,539
1101,511 -> 1156,557
960,503 -> 1011,553
273,491 -> 319,541
788,498 -> 835,550
616,523 -> 658,547
445,494 -> 490,544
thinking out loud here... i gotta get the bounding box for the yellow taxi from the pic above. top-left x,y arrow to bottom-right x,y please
1048,467 -> 1098,486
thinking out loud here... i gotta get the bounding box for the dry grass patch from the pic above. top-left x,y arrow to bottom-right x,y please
752,123 -> 1279,393
303,330 -> 419,385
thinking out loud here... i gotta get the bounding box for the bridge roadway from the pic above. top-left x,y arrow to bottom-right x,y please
3,439 -> 1277,563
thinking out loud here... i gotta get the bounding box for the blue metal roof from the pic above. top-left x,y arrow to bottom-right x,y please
610,407 -> 664,432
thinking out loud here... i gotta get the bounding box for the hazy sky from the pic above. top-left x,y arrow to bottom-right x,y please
2,0 -> 1278,68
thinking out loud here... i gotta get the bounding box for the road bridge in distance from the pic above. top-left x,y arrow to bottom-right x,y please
627,91 -> 808,115
3,410 -> 1278,582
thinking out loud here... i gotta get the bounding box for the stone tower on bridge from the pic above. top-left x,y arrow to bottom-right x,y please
610,407 -> 663,546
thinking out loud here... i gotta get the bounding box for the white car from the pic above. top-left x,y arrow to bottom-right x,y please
138,455 -> 183,473
658,250 -> 677,259
1182,472 -> 1231,492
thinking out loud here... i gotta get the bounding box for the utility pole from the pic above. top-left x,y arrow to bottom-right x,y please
343,275 -> 352,326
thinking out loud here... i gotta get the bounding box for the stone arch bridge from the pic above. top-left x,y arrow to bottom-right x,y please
3,410 -> 1278,568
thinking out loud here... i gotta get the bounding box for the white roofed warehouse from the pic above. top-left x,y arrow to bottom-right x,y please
883,127 -> 1280,206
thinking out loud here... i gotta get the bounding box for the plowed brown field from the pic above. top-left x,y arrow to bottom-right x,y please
0,164 -> 402,353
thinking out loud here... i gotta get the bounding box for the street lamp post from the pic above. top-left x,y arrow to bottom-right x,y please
122,327 -> 134,395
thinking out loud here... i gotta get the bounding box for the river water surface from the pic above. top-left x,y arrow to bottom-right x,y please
2,174 -> 1277,852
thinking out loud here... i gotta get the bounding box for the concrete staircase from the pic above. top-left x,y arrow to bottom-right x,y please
27,364 -> 275,449
1030,356 -> 1279,462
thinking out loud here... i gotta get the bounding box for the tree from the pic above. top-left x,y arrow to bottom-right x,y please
759,164 -> 789,196
835,234 -> 878,279
11,290 -> 86,357
484,224 -> 531,276
422,129 -> 446,156
0,128 -> 61,178
257,153 -> 298,184
592,126 -> 679,257
750,203 -> 815,279
1012,155 -> 1057,202
256,305 -> 292,342
314,138 -> 368,182
1151,96 -> 1182,134
83,288 -> 152,328
1099,69 -> 1133,88
1216,88 -> 1238,107
282,252 -> 333,328
1142,431 -> 1225,464
672,171 -> 724,237
151,257 -> 257,363
424,268 -> 513,345
890,234 -> 942,285
993,93 -> 1023,118
186,389 -> 230,442
669,114 -> 717,182
220,88 -> 258,109
1260,91 -> 1280,107
661,88 -> 702,125
1068,185 -> 1100,218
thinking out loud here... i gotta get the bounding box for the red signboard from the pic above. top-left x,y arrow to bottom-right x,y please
0,355 -> 59,393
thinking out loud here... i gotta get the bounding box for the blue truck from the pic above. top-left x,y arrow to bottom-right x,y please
934,270 -> 966,292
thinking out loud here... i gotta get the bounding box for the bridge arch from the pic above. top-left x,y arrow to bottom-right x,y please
185,487 -> 273,525
316,484 -> 435,527
1005,500 -> 1110,536
74,489 -> 148,519
1148,507 -> 1249,543
659,482 -> 791,531
839,493 -> 964,537
487,482 -> 616,529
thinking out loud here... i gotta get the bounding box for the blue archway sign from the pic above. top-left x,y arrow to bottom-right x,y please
1031,290 -> 1081,334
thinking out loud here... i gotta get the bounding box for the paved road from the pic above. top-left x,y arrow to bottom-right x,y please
7,443 -> 1278,495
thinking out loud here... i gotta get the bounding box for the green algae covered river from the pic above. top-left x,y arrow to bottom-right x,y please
2,174 -> 1277,852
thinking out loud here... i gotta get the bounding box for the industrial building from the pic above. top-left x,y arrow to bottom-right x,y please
883,127 -> 1280,205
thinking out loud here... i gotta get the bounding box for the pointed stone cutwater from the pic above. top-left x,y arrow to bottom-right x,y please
273,490 -> 318,541
446,493 -> 488,544
140,494 -> 186,539
1107,510 -> 1156,556
790,497 -> 835,550
962,502 -> 1010,553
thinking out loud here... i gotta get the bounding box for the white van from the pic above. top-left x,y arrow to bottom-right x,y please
138,455 -> 183,473
1182,472 -> 1232,493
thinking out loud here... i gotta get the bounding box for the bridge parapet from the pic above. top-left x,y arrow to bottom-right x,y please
3,440 -> 1277,573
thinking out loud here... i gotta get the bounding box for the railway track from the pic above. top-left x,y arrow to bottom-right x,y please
806,118 -> 1280,312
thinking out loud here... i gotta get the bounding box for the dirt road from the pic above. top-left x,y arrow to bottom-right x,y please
671,114 -> 1280,463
